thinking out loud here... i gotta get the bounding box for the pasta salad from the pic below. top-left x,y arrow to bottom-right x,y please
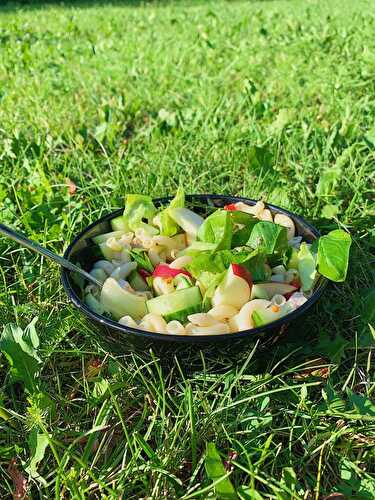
83,188 -> 351,335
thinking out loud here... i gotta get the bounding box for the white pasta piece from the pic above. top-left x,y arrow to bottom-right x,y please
191,323 -> 230,335
170,249 -> 181,260
187,313 -> 220,327
229,299 -> 271,332
234,201 -> 265,217
169,255 -> 192,269
208,304 -> 238,321
134,229 -> 153,249
260,208 -> 273,222
119,315 -> 138,328
89,268 -> 107,284
271,294 -> 286,306
274,214 -> 296,240
272,265 -> 286,274
119,248 -> 131,263
93,260 -> 115,275
142,313 -> 167,333
166,321 -> 186,335
106,237 -> 123,252
185,323 -> 195,335
270,274 -> 286,283
119,232 -> 134,248
153,276 -> 175,296
117,279 -> 133,291
110,262 -> 137,281
287,292 -> 308,310
138,319 -> 156,332
149,248 -> 163,266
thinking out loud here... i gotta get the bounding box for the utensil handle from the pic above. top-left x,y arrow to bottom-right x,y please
0,222 -> 102,288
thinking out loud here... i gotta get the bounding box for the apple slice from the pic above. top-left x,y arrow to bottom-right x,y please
250,282 -> 298,300
231,264 -> 253,288
212,266 -> 251,309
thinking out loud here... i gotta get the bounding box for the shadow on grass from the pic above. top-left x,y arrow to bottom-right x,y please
0,0 -> 277,12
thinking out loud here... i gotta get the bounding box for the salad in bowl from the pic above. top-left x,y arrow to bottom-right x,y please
82,188 -> 351,336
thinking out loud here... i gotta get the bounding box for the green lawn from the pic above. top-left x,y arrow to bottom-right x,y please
0,0 -> 374,498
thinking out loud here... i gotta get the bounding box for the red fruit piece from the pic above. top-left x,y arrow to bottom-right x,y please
231,263 -> 253,288
152,263 -> 192,279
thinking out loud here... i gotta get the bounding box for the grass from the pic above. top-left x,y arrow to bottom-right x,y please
0,0 -> 374,497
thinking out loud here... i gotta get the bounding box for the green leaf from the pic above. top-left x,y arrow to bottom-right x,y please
317,229 -> 352,282
248,221 -> 288,260
158,185 -> 185,237
316,165 -> 341,197
197,209 -> 233,250
0,320 -> 41,393
238,486 -> 263,500
205,442 -> 237,499
26,429 -> 49,481
346,389 -> 375,417
129,249 -> 154,273
321,203 -> 339,219
316,330 -> 348,363
123,194 -> 157,232
231,211 -> 258,248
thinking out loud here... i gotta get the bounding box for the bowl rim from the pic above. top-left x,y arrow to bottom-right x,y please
61,194 -> 328,344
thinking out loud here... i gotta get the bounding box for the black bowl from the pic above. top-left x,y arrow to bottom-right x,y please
61,195 -> 328,360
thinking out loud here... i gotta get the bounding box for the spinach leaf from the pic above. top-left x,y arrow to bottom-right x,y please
316,229 -> 352,282
231,211 -> 258,248
197,209 -> 232,250
248,221 -> 288,257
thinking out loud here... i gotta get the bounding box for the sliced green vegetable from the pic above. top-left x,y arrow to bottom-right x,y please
146,286 -> 202,323
128,271 -> 150,292
100,278 -> 147,320
316,229 -> 352,282
298,242 -> 317,292
174,274 -> 193,290
197,209 -> 233,250
168,207 -> 204,238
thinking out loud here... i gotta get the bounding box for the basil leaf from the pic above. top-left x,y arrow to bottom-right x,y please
197,209 -> 232,250
316,229 -> 352,282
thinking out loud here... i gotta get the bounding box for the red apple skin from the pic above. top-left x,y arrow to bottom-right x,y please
231,264 -> 253,289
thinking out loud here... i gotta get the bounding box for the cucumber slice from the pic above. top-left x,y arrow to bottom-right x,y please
129,271 -> 149,292
100,278 -> 147,320
146,286 -> 202,323
99,242 -> 120,261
